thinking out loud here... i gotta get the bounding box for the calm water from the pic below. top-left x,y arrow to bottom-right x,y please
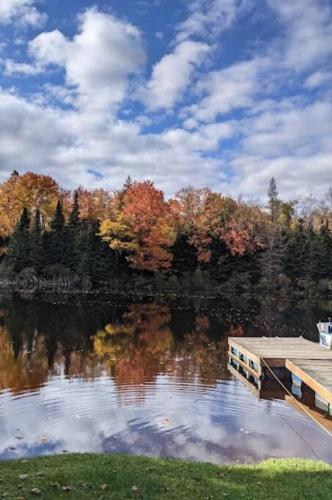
0,294 -> 331,464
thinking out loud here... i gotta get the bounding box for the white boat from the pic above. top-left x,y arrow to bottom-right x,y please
317,319 -> 332,349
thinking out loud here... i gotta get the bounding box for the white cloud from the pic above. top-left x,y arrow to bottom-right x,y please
225,98 -> 332,197
0,88 -> 225,195
268,0 -> 332,70
0,90 -> 71,178
243,100 -> 332,156
138,40 -> 209,110
304,70 -> 332,89
185,58 -> 263,123
176,0 -> 248,42
162,121 -> 235,153
30,29 -> 68,66
0,1 -> 331,199
1,58 -> 41,75
30,8 -> 146,113
0,0 -> 46,27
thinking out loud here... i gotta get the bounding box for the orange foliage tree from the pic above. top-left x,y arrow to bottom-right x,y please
170,188 -> 267,261
222,204 -> 267,256
0,171 -> 64,237
100,181 -> 176,271
76,187 -> 113,221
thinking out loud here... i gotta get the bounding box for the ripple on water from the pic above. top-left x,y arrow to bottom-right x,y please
1,373 -> 332,463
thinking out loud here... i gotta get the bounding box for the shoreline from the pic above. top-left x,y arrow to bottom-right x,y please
0,281 -> 331,301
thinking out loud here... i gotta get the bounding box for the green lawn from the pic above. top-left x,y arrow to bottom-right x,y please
0,454 -> 331,499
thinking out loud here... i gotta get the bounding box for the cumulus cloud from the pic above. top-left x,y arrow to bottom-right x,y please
0,89 -> 71,180
224,98 -> 332,197
0,1 -> 331,198
0,0 -> 46,27
176,0 -> 249,42
185,58 -> 263,123
304,70 -> 332,89
243,100 -> 332,156
138,40 -> 209,110
268,0 -> 332,70
0,87 -> 226,194
30,8 -> 146,113
1,58 -> 41,75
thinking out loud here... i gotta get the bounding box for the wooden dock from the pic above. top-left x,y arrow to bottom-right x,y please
286,359 -> 332,406
228,337 -> 332,416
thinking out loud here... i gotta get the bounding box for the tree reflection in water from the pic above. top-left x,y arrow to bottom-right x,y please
0,294 -> 330,396
0,298 -> 229,394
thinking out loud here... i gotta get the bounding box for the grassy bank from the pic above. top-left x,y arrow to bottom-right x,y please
0,454 -> 331,499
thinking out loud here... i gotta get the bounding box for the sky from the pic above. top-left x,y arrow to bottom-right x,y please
0,0 -> 331,198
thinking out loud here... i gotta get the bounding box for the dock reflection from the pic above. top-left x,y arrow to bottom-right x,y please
228,361 -> 332,435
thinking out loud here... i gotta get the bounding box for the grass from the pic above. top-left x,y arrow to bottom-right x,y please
0,454 -> 331,499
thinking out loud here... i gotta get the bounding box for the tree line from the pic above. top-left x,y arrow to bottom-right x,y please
0,171 -> 331,295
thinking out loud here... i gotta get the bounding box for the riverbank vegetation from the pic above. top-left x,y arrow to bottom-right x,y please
0,171 -> 331,295
0,454 -> 331,499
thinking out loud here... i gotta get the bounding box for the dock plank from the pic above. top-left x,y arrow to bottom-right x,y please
286,359 -> 332,405
228,336 -> 332,412
229,337 -> 332,361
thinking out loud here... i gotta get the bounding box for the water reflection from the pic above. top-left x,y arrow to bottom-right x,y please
0,294 -> 331,463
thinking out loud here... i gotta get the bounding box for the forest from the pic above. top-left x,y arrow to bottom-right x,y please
0,170 -> 331,295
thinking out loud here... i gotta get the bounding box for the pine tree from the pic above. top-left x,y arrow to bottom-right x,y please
116,175 -> 133,211
51,200 -> 65,232
45,200 -> 67,268
171,234 -> 198,275
261,178 -> 286,287
8,207 -> 32,271
31,208 -> 42,273
268,177 -> 280,224
19,207 -> 30,232
124,175 -> 132,189
69,191 -> 80,228
319,224 -> 332,280
305,224 -> 332,281
66,192 -> 81,271
77,220 -> 114,285
284,222 -> 308,281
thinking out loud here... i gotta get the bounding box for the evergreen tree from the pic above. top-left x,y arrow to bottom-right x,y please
261,178 -> 286,287
117,175 -> 133,210
66,192 -> 81,271
305,224 -> 332,282
268,177 -> 280,224
44,200 -> 67,268
284,222 -> 308,281
319,224 -> 332,280
19,207 -> 30,232
31,208 -> 42,272
8,207 -> 31,271
51,200 -> 65,232
77,221 -> 114,285
69,191 -> 80,228
171,234 -> 198,275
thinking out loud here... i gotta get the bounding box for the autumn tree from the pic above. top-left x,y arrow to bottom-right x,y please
171,188 -> 265,278
76,187 -> 113,221
100,181 -> 176,272
0,172 -> 63,237
0,169 -> 331,292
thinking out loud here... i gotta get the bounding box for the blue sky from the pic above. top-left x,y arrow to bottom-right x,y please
0,0 -> 331,198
